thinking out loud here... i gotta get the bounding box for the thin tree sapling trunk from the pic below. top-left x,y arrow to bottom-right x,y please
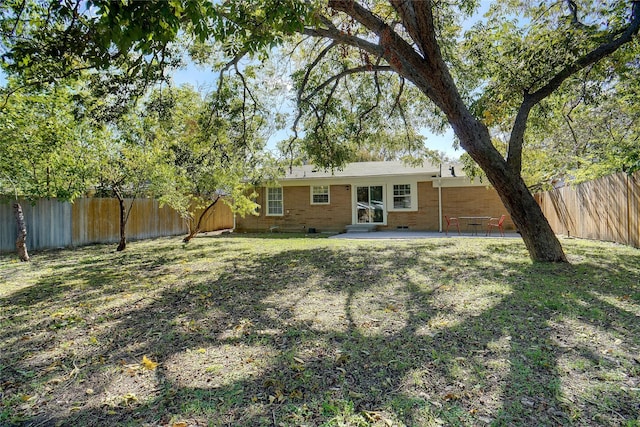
14,202 -> 30,262
183,196 -> 220,243
114,189 -> 127,251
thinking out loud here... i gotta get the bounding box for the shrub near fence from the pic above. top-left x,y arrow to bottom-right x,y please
536,171 -> 640,248
0,197 -> 234,252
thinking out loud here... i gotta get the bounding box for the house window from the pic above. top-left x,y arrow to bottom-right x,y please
393,184 -> 412,209
267,187 -> 283,216
311,185 -> 330,204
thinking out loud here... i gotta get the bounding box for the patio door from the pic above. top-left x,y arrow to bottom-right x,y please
356,185 -> 384,223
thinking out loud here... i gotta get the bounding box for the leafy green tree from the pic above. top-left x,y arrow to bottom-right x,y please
0,81 -> 102,260
93,100 -> 183,252
0,83 -> 99,199
142,84 -> 266,243
0,0 -> 190,116
293,1 -> 640,262
521,78 -> 640,189
282,34 -> 445,167
456,47 -> 640,191
462,2 -> 640,190
3,0 -> 640,262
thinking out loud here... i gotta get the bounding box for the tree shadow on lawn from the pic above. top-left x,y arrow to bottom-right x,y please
0,237 -> 639,426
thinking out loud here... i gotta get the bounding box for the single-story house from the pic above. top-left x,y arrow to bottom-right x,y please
235,160 -> 513,233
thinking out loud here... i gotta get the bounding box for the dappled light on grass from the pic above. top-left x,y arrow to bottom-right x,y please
347,282 -> 411,337
589,290 -> 640,318
396,326 -> 516,423
164,344 -> 277,389
427,283 -> 511,319
552,317 -> 640,424
263,274 -> 351,333
98,363 -> 159,413
0,235 -> 639,426
415,312 -> 462,335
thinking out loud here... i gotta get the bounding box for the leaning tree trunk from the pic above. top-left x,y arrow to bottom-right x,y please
183,197 -> 220,243
486,166 -> 567,262
458,120 -> 567,262
14,202 -> 30,262
115,194 -> 127,251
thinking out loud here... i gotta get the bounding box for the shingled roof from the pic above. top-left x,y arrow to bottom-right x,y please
283,160 -> 463,180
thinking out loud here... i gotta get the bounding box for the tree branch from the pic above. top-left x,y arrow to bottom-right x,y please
567,0 -> 580,25
204,49 -> 249,129
564,112 -> 580,156
296,41 -> 338,105
316,78 -> 340,133
507,1 -> 640,173
530,5 -> 640,105
196,197 -> 220,232
355,66 -> 382,137
8,0 -> 27,36
288,40 -> 338,150
302,26 -> 384,58
212,50 -> 248,109
390,76 -> 405,116
325,0 -> 475,137
389,0 -> 437,58
301,65 -> 392,103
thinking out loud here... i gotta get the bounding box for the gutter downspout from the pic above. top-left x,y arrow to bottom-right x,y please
438,163 -> 443,233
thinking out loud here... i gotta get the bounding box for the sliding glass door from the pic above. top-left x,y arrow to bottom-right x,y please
356,185 -> 384,223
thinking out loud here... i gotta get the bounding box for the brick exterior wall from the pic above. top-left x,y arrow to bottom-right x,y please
379,182 -> 439,230
236,185 -> 352,233
235,181 -> 513,233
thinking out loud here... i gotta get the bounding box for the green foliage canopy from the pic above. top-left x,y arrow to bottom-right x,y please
0,81 -> 101,200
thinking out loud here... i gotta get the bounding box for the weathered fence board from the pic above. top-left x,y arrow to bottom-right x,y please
0,199 -> 71,252
537,171 -> 640,248
72,198 -> 121,245
631,173 -> 640,248
1,197 -> 234,253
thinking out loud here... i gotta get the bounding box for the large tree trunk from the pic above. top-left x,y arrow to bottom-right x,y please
484,164 -> 567,262
457,120 -> 567,262
116,194 -> 127,251
14,202 -> 30,262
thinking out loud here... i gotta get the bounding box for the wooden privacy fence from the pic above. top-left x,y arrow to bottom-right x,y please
536,171 -> 640,248
0,197 -> 234,252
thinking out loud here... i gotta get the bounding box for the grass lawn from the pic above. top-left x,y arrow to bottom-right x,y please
1,233 -> 639,426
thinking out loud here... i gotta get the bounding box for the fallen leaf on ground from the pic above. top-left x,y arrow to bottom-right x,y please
141,355 -> 158,370
444,393 -> 460,401
122,393 -> 138,404
363,411 -> 382,422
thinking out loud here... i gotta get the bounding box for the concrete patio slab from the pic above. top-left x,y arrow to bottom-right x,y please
328,231 -> 522,239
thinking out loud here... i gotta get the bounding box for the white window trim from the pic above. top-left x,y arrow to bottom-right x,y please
387,182 -> 418,212
266,187 -> 283,216
310,185 -> 330,205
